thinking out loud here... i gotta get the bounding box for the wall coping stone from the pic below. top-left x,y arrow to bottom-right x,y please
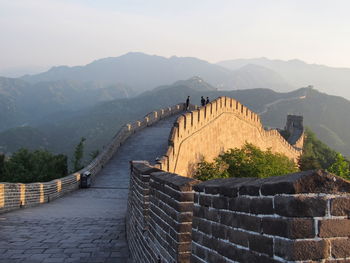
194,170 -> 350,196
151,172 -> 201,191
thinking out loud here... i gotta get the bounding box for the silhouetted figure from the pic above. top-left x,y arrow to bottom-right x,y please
206,97 -> 210,104
201,96 -> 205,106
186,96 -> 190,110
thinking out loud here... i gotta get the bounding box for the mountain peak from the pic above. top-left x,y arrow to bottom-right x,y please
173,76 -> 216,91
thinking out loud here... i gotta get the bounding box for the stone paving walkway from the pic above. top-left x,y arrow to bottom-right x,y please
0,114 -> 180,263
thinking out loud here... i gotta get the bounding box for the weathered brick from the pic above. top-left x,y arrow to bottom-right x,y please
248,233 -> 273,256
239,178 -> 262,196
217,240 -> 239,260
262,217 -> 315,239
211,223 -> 227,239
207,250 -> 225,263
191,229 -> 203,243
219,210 -> 234,226
197,218 -> 212,235
318,219 -> 350,237
192,243 -> 207,259
261,170 -> 350,195
194,193 -> 199,204
331,197 -> 350,216
191,254 -> 205,263
212,196 -> 228,209
331,238 -> 350,258
236,214 -> 261,232
198,195 -> 212,207
249,197 -> 273,214
228,196 -> 251,213
275,239 -> 330,261
227,228 -> 249,247
177,252 -> 191,263
274,195 -> 327,217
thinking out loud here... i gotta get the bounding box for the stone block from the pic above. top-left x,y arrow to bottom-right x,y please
248,233 -> 273,256
227,228 -> 249,247
228,196 -> 251,213
274,195 -> 327,217
262,217 -> 315,239
318,219 -> 350,238
261,170 -> 350,195
331,196 -> 350,216
249,197 -> 273,214
275,239 -> 330,261
331,238 -> 350,258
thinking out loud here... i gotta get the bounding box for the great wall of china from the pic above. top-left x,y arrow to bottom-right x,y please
155,96 -> 303,176
1,96 -> 349,263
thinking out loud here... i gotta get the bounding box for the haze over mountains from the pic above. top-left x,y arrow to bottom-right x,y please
1,52 -> 350,164
17,52 -> 350,100
21,52 -> 294,94
0,77 -> 133,131
218,58 -> 350,100
1,77 -> 350,164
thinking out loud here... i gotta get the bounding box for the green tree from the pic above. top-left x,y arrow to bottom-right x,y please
195,160 -> 229,181
0,148 -> 67,183
299,128 -> 350,180
72,137 -> 86,172
299,128 -> 338,170
195,143 -> 298,181
328,153 -> 350,180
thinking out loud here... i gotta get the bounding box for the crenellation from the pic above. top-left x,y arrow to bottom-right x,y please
162,97 -> 303,176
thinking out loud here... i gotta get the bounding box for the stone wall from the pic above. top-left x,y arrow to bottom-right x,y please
126,165 -> 350,263
126,161 -> 199,263
192,170 -> 350,262
157,96 -> 304,177
0,104 -> 185,214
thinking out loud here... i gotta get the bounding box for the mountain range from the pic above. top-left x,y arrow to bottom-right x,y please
21,52 -> 294,94
1,77 -> 350,165
1,52 -> 350,165
18,52 -> 350,100
0,77 -> 133,131
218,57 -> 350,99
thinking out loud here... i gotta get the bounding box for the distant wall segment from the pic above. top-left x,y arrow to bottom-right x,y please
0,104 -> 186,214
157,96 -> 304,177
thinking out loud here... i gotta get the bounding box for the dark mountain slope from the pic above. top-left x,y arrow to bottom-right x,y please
1,78 -> 349,163
0,77 -> 133,131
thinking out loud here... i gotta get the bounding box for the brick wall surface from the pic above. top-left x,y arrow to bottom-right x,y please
127,164 -> 350,263
0,104 -> 185,214
192,170 -> 350,263
127,161 -> 199,263
157,96 -> 304,177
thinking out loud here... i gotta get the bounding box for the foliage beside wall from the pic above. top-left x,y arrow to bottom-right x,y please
194,143 -> 298,181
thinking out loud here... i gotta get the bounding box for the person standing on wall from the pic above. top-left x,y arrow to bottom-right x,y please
206,97 -> 210,104
186,96 -> 190,110
201,96 -> 205,107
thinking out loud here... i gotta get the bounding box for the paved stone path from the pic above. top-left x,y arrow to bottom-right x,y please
0,114 -> 180,263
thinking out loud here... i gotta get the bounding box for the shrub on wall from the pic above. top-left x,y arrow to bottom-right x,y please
194,143 -> 298,181
0,148 -> 68,183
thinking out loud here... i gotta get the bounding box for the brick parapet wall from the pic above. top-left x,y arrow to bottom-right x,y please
127,164 -> 350,263
157,96 -> 304,176
126,161 -> 199,263
191,170 -> 350,263
0,103 -> 186,214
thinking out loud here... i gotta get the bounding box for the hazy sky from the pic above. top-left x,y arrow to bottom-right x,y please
1,0 -> 350,71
